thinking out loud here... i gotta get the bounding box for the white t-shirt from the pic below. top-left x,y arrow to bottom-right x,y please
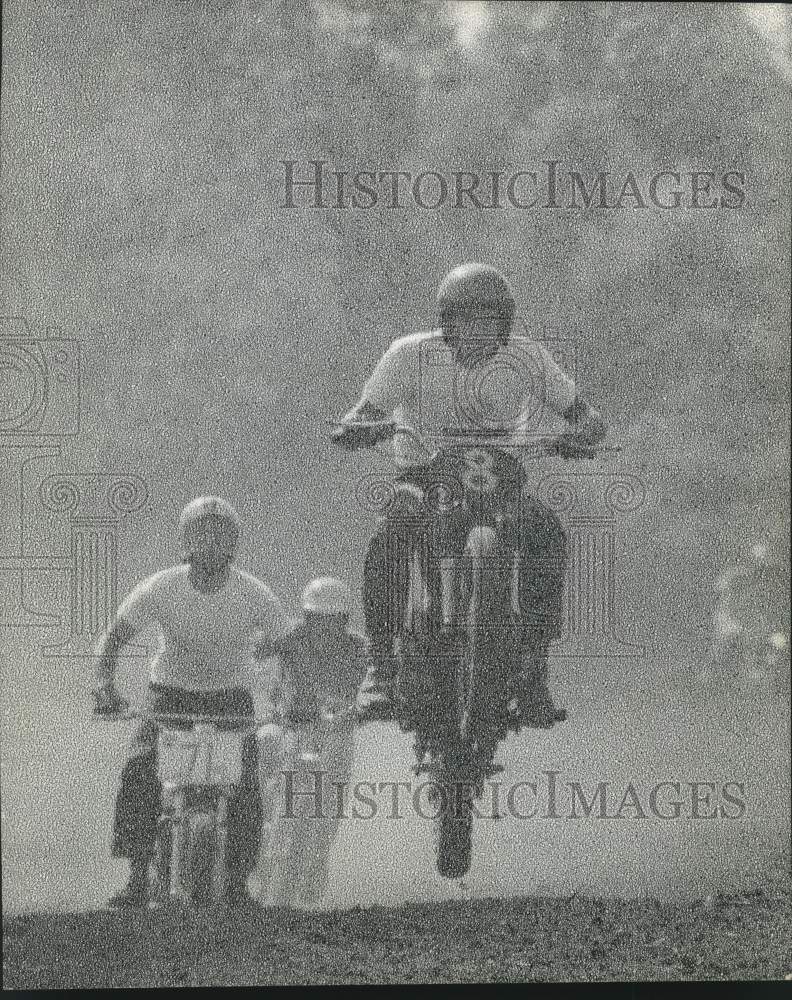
362,331 -> 577,467
117,564 -> 287,692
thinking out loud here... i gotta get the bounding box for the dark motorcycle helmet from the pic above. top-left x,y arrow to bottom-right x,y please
436,262 -> 515,346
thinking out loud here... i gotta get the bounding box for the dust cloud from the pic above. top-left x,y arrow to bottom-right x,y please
2,647 -> 787,913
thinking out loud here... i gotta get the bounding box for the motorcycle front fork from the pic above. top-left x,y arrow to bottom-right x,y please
404,505 -> 519,774
408,504 -> 520,634
162,787 -> 230,902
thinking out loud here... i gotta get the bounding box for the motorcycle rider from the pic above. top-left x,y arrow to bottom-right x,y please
331,262 -> 607,726
93,496 -> 287,909
256,576 -> 368,906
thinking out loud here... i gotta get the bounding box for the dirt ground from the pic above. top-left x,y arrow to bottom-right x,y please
4,864 -> 790,986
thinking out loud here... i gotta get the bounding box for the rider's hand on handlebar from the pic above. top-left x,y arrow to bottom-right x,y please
92,681 -> 128,716
330,420 -> 395,451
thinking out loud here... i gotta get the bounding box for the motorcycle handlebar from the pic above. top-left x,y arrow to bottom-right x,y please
328,419 -> 620,457
280,703 -> 357,728
95,704 -> 356,727
93,710 -> 277,727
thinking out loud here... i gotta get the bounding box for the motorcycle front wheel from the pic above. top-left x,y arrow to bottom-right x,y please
433,525 -> 512,879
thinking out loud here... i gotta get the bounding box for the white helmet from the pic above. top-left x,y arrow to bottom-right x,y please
178,496 -> 240,553
300,576 -> 351,615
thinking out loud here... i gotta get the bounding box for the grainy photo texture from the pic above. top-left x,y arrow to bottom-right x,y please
1,0 -> 790,987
